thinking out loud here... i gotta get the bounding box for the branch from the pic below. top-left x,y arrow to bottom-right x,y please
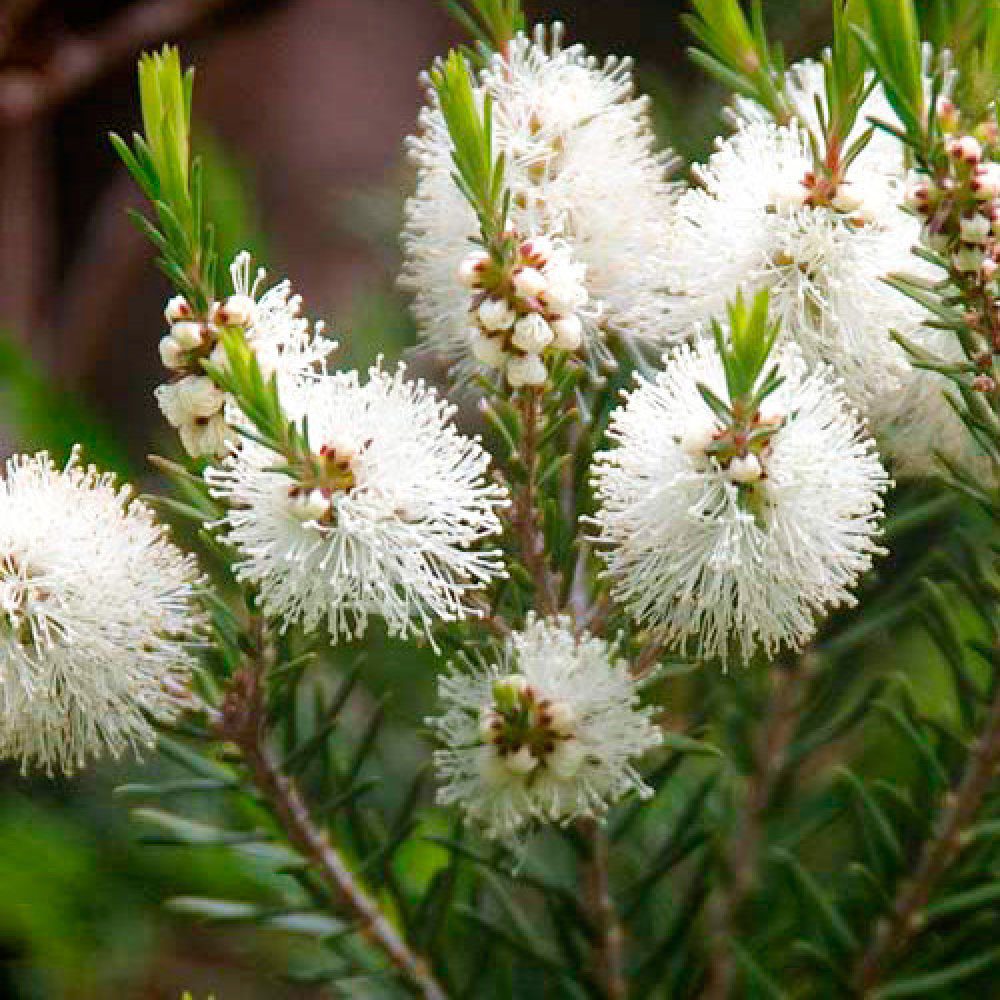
581,817 -> 627,1000
701,656 -> 812,1000
512,387 -> 560,616
0,0 -> 232,124
219,647 -> 448,1000
853,666 -> 1000,994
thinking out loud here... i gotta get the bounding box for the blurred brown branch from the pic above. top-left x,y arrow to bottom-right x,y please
0,0 -> 232,124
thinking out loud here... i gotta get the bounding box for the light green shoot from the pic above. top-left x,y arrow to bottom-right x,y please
430,50 -> 514,264
446,0 -> 525,54
700,289 -> 784,421
685,0 -> 792,124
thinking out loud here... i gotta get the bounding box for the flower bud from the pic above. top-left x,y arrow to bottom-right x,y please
546,700 -> 576,738
458,250 -> 490,287
971,163 -> 1000,200
983,257 -> 998,280
503,745 -> 538,776
179,412 -> 231,459
725,453 -> 763,483
520,236 -> 554,265
512,266 -> 548,300
216,293 -> 256,327
680,420 -> 718,459
506,353 -> 548,388
290,488 -> 332,523
170,320 -> 206,350
960,214 -> 992,244
948,135 -> 982,164
831,181 -> 863,214
511,313 -> 554,353
492,674 -> 530,710
478,297 -> 516,332
471,332 -> 507,368
551,313 -> 584,351
164,295 -> 192,324
158,335 -> 185,371
543,278 -> 588,316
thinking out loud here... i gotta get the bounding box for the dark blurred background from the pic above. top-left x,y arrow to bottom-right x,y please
0,1 -> 832,996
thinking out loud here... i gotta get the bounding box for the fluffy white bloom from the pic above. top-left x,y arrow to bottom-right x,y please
664,121 -> 928,406
205,363 -> 508,643
402,23 -> 677,367
591,341 -> 890,664
0,451 -> 203,774
871,327 -> 993,479
428,614 -> 661,838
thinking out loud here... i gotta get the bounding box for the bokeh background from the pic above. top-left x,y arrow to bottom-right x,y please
0,1 -> 849,996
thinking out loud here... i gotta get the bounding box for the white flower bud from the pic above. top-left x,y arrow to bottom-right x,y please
543,278 -> 588,316
170,320 -> 206,350
506,354 -> 548,388
471,332 -> 508,368
512,266 -> 548,299
680,420 -> 718,459
164,295 -> 192,324
520,235 -> 555,263
458,250 -> 490,287
983,257 -> 998,280
831,181 -> 863,214
179,412 -> 231,459
290,488 -> 332,523
954,246 -> 985,273
219,293 -> 256,327
158,335 -> 185,371
960,214 -> 991,244
971,164 -> 1000,200
547,738 -> 587,780
725,453 -> 763,483
511,313 -> 554,353
551,314 -> 584,351
503,745 -> 538,776
478,297 -> 516,332
948,135 -> 982,164
546,700 -> 576,738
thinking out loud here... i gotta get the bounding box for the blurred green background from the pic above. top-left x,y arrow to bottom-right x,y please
2,1 -> 950,997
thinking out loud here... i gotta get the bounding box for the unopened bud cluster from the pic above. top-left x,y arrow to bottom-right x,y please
478,673 -> 585,783
157,293 -> 260,458
906,124 -> 1000,352
286,437 -> 361,525
460,235 -> 588,388
682,404 -> 785,491
768,171 -> 876,226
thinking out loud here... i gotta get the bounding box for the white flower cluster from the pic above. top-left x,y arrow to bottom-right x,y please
663,120 -> 926,407
429,615 -> 661,839
592,341 -> 890,664
460,235 -> 589,387
0,451 -> 203,774
156,253 -> 335,458
206,363 -> 508,644
402,23 -> 676,374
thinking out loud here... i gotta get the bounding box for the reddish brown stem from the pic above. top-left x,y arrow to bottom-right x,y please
220,661 -> 447,1000
701,660 -> 808,1000
853,676 -> 1000,994
581,817 -> 627,1000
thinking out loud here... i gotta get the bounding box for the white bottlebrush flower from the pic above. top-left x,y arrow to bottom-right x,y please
591,341 -> 890,664
664,120 -> 928,406
0,450 -> 203,774
206,363 -> 508,643
428,614 -> 661,839
871,327 -> 993,479
402,22 -> 677,368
